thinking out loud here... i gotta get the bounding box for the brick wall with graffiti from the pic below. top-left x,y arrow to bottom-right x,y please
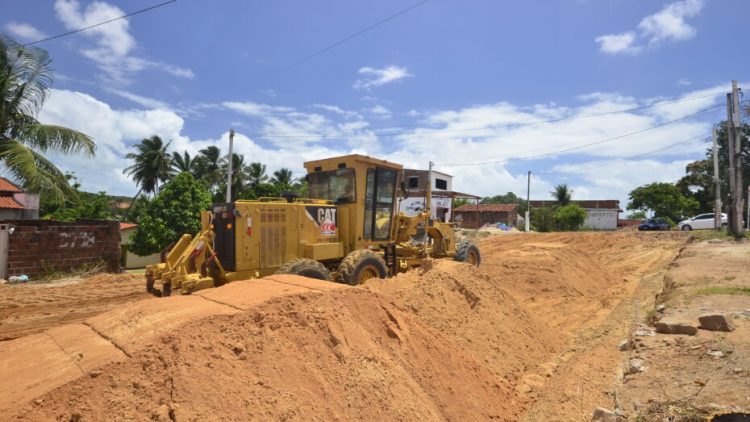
4,219 -> 120,278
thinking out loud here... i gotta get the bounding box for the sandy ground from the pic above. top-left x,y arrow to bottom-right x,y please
0,273 -> 150,341
0,231 -> 691,421
616,238 -> 750,419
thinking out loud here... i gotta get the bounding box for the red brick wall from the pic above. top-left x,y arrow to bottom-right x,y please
4,219 -> 121,278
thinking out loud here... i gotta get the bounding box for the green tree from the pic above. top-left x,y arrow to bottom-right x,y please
220,153 -> 247,201
171,151 -> 198,176
627,182 -> 699,223
531,206 -> 556,232
244,162 -> 268,187
551,184 -> 572,206
627,210 -> 648,220
554,203 -> 587,231
271,168 -> 294,190
194,146 -> 222,192
129,172 -> 211,256
481,191 -> 528,215
123,135 -> 172,197
0,34 -> 95,203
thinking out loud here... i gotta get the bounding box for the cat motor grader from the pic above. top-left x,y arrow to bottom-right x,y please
146,154 -> 480,296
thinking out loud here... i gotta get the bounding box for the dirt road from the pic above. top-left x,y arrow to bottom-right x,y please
0,273 -> 149,341
0,231 -> 689,421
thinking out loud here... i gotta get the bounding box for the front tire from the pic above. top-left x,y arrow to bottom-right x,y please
338,250 -> 388,285
681,225 -> 692,231
276,258 -> 332,281
455,239 -> 481,266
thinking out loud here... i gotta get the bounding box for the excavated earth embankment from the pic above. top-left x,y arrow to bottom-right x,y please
0,232 -> 686,421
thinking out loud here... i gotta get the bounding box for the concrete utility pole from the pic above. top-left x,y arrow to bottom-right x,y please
525,170 -> 531,232
426,161 -> 434,217
712,126 -> 722,230
225,128 -> 235,204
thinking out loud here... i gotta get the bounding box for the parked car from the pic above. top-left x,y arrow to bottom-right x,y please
638,218 -> 670,231
677,213 -> 728,231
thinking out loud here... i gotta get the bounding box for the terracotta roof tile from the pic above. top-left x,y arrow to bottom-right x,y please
0,178 -> 22,193
0,197 -> 25,209
119,222 -> 138,230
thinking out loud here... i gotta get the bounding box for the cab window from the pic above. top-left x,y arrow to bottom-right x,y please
363,168 -> 397,240
308,168 -> 356,204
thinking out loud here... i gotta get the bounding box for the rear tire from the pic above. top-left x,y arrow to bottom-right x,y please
146,275 -> 154,293
162,282 -> 172,297
276,258 -> 332,281
338,250 -> 388,286
455,239 -> 481,266
681,225 -> 692,231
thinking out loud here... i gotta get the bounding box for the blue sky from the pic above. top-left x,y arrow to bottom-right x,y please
3,0 -> 749,209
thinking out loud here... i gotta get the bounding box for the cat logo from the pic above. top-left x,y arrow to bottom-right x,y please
305,206 -> 337,236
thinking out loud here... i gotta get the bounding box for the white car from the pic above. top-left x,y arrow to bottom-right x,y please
677,213 -> 728,231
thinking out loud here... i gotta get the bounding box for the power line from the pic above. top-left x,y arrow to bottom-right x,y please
435,104 -> 722,167
239,91 -> 720,139
21,0 -> 177,47
252,0 -> 428,85
534,132 -> 710,175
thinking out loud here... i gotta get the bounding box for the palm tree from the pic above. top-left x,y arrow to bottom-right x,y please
171,151 -> 197,175
244,162 -> 268,187
123,135 -> 172,198
271,168 -> 294,189
551,184 -> 572,206
220,153 -> 247,201
194,146 -> 222,191
0,34 -> 95,202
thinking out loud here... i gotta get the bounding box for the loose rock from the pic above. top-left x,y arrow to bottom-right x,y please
592,406 -> 620,422
654,320 -> 697,335
618,339 -> 631,351
627,358 -> 646,374
699,314 -> 735,332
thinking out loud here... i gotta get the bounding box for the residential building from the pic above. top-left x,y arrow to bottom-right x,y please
529,200 -> 622,230
0,178 -> 39,220
398,169 -> 479,222
120,222 -> 160,269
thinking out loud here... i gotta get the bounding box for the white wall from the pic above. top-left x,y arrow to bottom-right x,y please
398,195 -> 453,221
121,227 -> 160,269
582,209 -> 618,230
430,171 -> 452,192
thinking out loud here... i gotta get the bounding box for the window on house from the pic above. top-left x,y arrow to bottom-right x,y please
435,178 -> 447,190
408,176 -> 419,189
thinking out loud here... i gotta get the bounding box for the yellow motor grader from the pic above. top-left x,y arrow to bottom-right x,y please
146,154 -> 480,296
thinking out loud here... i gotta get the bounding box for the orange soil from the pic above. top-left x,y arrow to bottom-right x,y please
0,273 -> 149,341
0,232 -> 686,421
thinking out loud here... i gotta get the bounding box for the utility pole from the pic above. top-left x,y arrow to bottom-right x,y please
726,81 -> 744,236
426,161 -> 434,218
712,126 -> 722,230
732,81 -> 744,234
225,128 -> 235,204
525,170 -> 531,232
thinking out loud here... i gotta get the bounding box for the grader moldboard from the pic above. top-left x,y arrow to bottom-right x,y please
146,154 -> 480,296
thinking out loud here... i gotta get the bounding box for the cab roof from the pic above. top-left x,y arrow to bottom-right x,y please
303,154 -> 403,173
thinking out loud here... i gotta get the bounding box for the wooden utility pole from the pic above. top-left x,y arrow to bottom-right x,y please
726,81 -> 744,236
732,81 -> 744,234
712,126 -> 722,230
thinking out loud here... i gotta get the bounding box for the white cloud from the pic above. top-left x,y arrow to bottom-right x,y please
53,0 -> 193,84
366,105 -> 392,119
4,22 -> 47,41
354,65 -> 413,90
29,82 -> 728,206
595,32 -> 641,55
638,0 -> 703,44
105,88 -> 170,109
595,0 -> 704,55
677,78 -> 692,86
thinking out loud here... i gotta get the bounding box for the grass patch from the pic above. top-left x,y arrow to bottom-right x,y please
694,286 -> 750,296
32,260 -> 105,283
126,268 -> 146,275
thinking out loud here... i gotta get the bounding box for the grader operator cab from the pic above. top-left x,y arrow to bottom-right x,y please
146,154 -> 480,296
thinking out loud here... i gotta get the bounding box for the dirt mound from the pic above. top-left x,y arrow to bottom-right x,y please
366,260 -> 564,382
0,273 -> 148,341
8,288 -> 519,421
